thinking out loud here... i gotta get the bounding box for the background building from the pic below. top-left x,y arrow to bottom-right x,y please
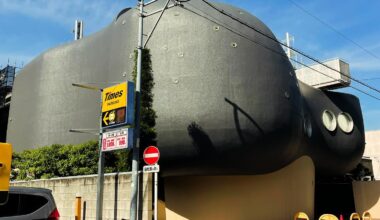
363,130 -> 380,180
0,65 -> 15,142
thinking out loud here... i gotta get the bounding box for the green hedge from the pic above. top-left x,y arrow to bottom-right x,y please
132,49 -> 157,149
11,140 -> 130,180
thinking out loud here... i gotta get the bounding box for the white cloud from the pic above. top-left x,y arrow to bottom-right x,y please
0,0 -> 133,66
325,41 -> 380,72
350,59 -> 380,72
0,0 -> 129,33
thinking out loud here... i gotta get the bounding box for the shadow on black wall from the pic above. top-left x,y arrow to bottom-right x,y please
187,122 -> 216,157
224,98 -> 264,146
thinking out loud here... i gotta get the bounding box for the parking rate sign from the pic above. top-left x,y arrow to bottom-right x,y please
101,128 -> 133,152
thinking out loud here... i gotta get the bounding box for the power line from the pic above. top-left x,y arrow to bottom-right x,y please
182,2 -> 380,101
184,3 -> 289,62
350,87 -> 380,101
287,0 -> 380,62
199,0 -> 380,95
144,0 -> 172,48
362,77 -> 380,81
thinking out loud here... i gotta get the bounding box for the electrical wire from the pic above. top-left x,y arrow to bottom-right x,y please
350,87 -> 380,101
362,77 -> 380,81
182,2 -> 380,101
287,0 -> 380,62
144,0 -> 172,48
199,0 -> 380,95
184,3 -> 289,62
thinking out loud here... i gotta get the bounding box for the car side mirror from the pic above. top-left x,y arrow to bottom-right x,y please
0,143 -> 12,205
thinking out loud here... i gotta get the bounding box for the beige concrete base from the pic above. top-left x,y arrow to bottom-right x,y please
163,156 -> 315,220
353,181 -> 380,219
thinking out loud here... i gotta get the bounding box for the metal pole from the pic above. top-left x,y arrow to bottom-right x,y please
154,172 -> 158,220
286,32 -> 291,58
96,94 -> 105,220
130,0 -> 144,219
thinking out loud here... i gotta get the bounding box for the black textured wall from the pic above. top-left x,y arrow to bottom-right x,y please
7,0 -> 364,176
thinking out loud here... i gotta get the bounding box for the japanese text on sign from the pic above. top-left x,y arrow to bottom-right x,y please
101,128 -> 132,152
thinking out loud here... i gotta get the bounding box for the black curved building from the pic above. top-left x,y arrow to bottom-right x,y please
7,0 -> 365,176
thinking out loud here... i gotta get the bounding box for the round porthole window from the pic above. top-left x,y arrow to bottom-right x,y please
322,110 -> 337,132
303,117 -> 312,138
337,112 -> 354,133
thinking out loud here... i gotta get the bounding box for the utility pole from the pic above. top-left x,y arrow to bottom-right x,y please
284,32 -> 299,69
95,98 -> 105,220
285,32 -> 291,58
130,0 -> 144,219
71,83 -> 104,220
74,20 -> 84,41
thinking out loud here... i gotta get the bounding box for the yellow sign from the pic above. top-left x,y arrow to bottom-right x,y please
102,82 -> 127,113
0,142 -> 12,204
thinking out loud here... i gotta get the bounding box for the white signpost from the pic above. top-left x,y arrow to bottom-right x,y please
142,164 -> 160,173
143,146 -> 160,220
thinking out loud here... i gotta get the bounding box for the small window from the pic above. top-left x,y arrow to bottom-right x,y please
337,112 -> 354,133
321,110 -> 337,132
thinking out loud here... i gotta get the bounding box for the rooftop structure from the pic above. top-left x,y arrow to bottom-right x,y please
295,58 -> 351,90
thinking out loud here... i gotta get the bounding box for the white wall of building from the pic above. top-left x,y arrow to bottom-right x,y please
364,131 -> 380,180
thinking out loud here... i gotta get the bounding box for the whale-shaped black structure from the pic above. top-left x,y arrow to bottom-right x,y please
7,0 -> 364,176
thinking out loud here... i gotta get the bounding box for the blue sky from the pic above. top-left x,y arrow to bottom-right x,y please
0,0 -> 379,130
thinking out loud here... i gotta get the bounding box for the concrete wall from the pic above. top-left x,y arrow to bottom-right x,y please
364,131 -> 380,180
11,172 -> 152,220
352,130 -> 380,218
353,181 -> 380,219
163,156 -> 315,220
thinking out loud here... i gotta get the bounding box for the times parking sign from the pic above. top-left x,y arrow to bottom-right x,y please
101,82 -> 135,128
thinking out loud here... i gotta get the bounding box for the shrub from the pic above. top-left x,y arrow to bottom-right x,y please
11,140 -> 130,180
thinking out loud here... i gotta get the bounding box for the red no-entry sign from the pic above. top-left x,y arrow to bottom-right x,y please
143,146 -> 160,165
